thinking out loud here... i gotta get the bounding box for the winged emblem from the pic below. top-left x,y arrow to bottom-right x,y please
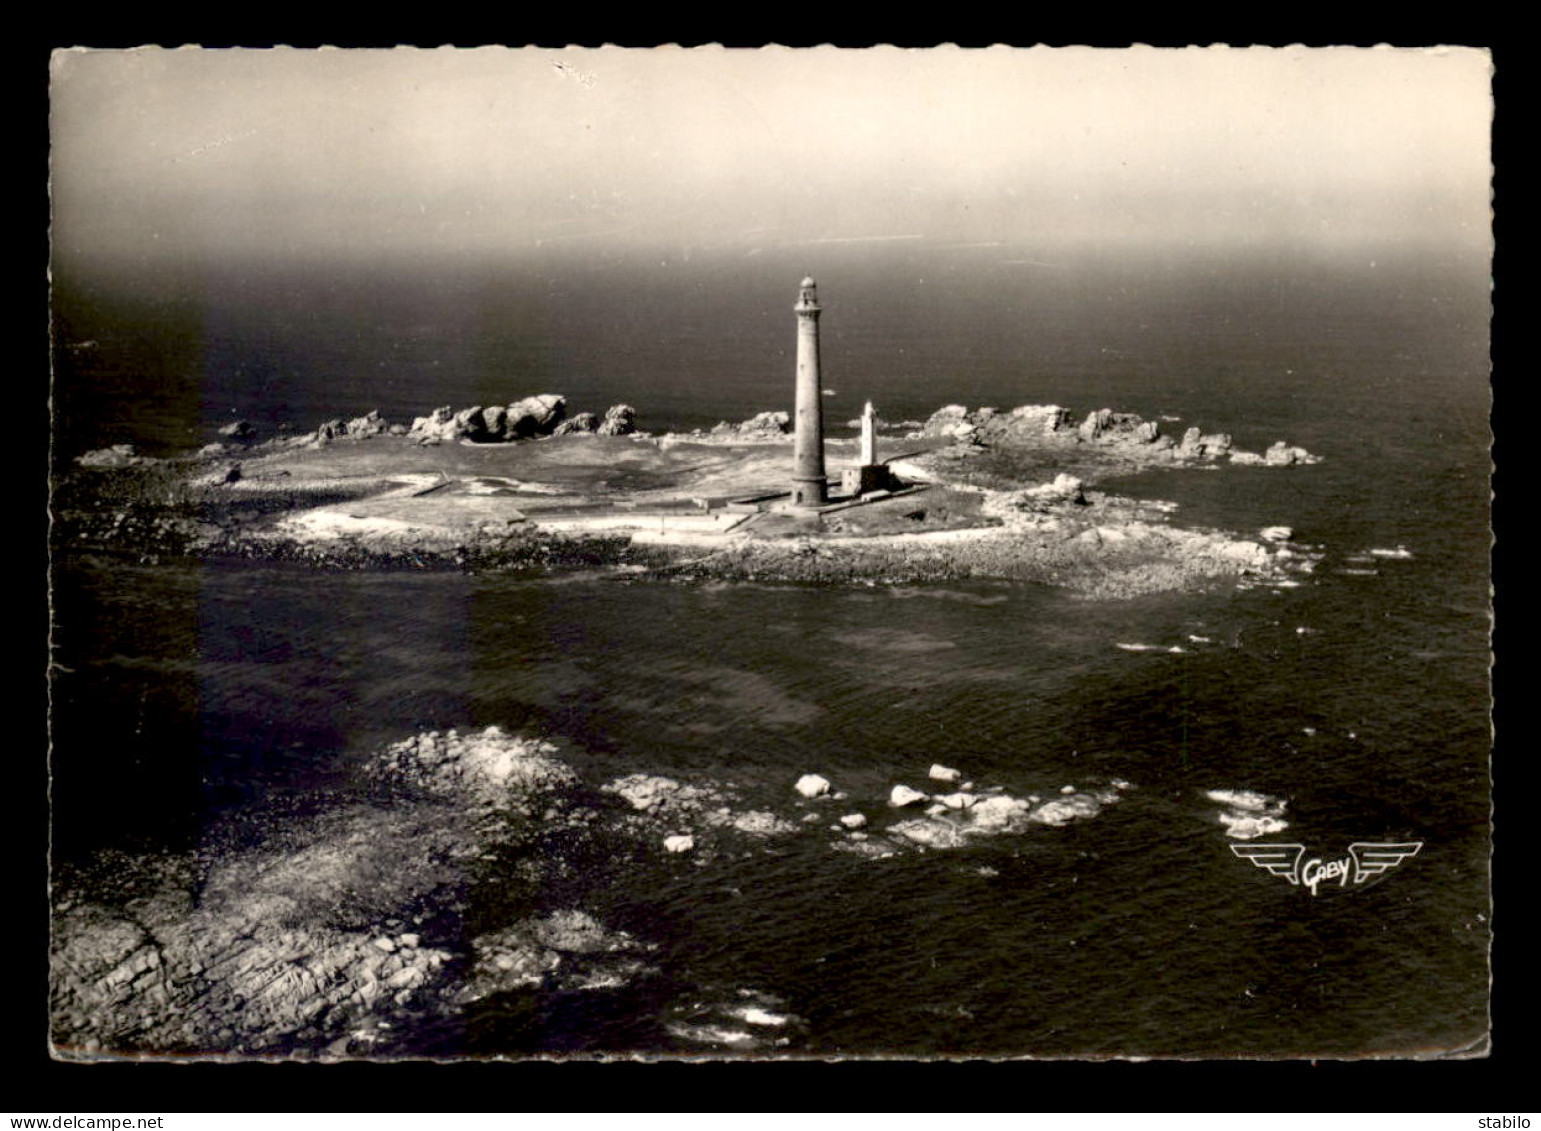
1230,843 -> 1305,885
1348,842 -> 1423,883
1230,840 -> 1424,893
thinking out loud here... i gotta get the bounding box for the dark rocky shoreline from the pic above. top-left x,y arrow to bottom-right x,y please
51,726 -> 1136,1059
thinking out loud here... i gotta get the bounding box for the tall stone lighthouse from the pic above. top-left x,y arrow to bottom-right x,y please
791,276 -> 828,507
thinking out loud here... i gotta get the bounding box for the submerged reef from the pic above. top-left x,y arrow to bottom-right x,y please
51,727 -> 1147,1059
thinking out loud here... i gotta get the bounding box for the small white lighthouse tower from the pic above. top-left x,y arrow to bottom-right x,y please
842,399 -> 892,498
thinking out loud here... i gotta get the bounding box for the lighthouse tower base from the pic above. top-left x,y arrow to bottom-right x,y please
791,479 -> 829,508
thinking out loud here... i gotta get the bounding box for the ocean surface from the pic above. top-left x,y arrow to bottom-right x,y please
49,244 -> 1493,1057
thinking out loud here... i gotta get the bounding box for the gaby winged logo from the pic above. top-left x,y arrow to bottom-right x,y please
1230,842 -> 1423,896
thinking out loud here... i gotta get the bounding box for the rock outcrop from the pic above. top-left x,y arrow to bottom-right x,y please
922,404 -> 1171,447
50,725 -> 621,1058
1205,788 -> 1290,840
365,726 -> 579,816
709,411 -> 790,440
795,774 -> 832,799
407,396 -> 569,443
907,403 -> 1325,471
1176,427 -> 1232,458
920,405 -> 977,440
597,404 -> 638,436
191,462 -> 243,487
507,394 -> 569,438
51,711 -> 1162,1058
344,410 -> 390,439
76,445 -> 148,468
553,412 -> 600,435
461,911 -> 653,1002
600,773 -> 798,851
1263,441 -> 1317,467
51,805 -> 467,1058
977,474 -> 1091,520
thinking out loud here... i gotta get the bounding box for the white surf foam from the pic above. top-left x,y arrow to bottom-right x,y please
1205,788 -> 1289,840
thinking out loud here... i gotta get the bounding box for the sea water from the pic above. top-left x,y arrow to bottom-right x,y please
48,243 -> 1492,1056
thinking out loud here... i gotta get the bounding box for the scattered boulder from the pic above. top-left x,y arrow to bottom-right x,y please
795,774 -> 831,799
408,397 -> 569,443
313,419 -> 349,444
839,813 -> 868,830
889,818 -> 969,849
553,413 -> 600,436
967,795 -> 1031,832
76,444 -> 145,468
1078,408 -> 1114,441
1073,409 -> 1165,445
344,411 -> 389,439
601,774 -> 726,821
1259,525 -> 1294,542
190,461 -> 242,487
710,411 -> 787,439
408,406 -> 457,441
1022,474 -> 1087,504
1031,793 -> 1104,827
928,764 -> 962,784
1177,428 -> 1234,459
218,420 -> 256,441
1199,432 -> 1232,456
1206,789 -> 1291,840
481,405 -> 509,438
452,407 -> 487,438
889,785 -> 929,808
597,404 -> 637,436
725,811 -> 797,837
919,405 -> 976,440
508,395 -> 568,438
1264,442 -> 1316,467
663,834 -> 695,854
1001,404 -> 1075,437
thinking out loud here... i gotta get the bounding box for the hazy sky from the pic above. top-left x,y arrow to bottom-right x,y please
50,45 -> 1493,266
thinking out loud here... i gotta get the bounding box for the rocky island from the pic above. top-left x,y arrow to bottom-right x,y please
53,364 -> 1330,1059
50,392 -> 1329,1058
57,392 -> 1320,601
